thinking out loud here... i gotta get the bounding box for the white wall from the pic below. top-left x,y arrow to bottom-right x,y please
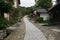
40,13 -> 49,20
52,0 -> 57,6
4,13 -> 10,20
13,0 -> 18,8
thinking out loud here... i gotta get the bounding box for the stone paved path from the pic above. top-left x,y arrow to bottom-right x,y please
23,16 -> 47,40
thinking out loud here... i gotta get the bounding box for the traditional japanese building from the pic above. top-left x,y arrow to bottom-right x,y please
36,8 -> 49,21
48,0 -> 60,25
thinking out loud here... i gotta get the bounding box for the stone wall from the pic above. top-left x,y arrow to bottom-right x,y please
0,30 -> 6,40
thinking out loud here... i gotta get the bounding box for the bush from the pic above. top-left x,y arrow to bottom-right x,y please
8,8 -> 22,26
0,17 -> 8,30
36,17 -> 43,23
0,0 -> 12,17
8,20 -> 15,26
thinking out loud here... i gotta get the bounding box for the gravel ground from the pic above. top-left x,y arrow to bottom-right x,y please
30,20 -> 60,40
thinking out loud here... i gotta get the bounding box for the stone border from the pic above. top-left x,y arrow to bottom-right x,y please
4,19 -> 25,40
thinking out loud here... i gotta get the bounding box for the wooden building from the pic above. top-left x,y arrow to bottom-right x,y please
48,1 -> 60,25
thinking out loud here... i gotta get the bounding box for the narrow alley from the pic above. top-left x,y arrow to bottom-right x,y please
5,16 -> 47,40
0,0 -> 60,40
23,16 -> 47,40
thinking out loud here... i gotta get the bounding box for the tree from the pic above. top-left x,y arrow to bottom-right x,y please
26,7 -> 33,15
0,0 -> 12,17
35,0 -> 52,9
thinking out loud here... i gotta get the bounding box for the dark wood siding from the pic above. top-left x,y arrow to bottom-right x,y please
57,0 -> 60,3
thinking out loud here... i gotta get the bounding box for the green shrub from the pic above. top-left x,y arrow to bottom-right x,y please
0,17 -> 8,30
8,8 -> 22,26
43,19 -> 52,26
8,20 -> 15,26
36,17 -> 43,23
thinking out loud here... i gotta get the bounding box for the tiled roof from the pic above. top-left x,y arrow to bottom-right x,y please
36,9 -> 47,12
